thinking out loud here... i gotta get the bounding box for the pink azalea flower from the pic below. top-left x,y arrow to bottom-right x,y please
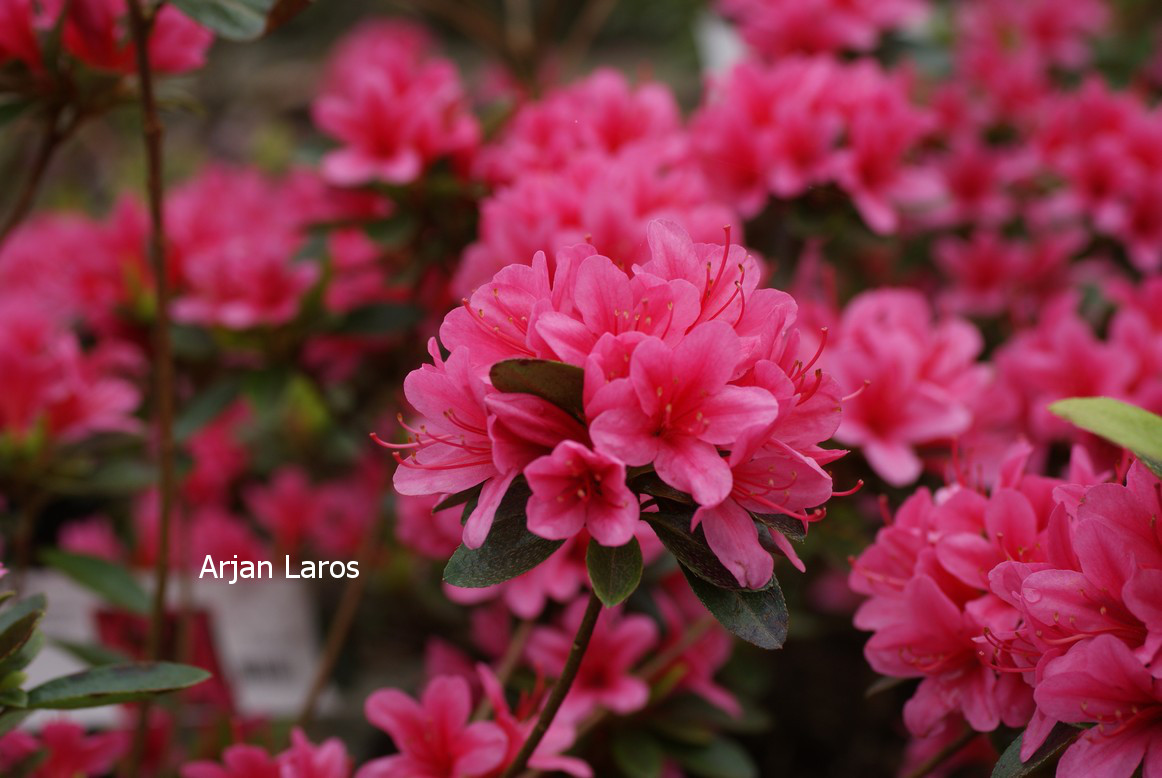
719,0 -> 926,57
245,467 -> 322,558
181,744 -> 280,778
63,0 -> 212,74
59,515 -> 126,562
279,728 -> 352,778
524,440 -> 639,547
446,537 -> 589,620
313,21 -> 479,187
395,493 -> 464,560
476,665 -> 593,777
0,0 -> 44,69
357,676 -> 507,778
828,289 -> 988,486
0,720 -> 127,777
525,599 -> 658,726
588,320 -> 779,506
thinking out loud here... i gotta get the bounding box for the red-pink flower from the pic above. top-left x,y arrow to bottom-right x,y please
357,676 -> 507,778
588,320 -> 779,506
181,744 -> 280,778
526,599 -> 658,726
0,720 -> 127,778
828,289 -> 988,486
1033,635 -> 1162,778
64,0 -> 212,74
524,440 -> 639,547
313,21 -> 479,187
719,0 -> 926,57
279,728 -> 352,778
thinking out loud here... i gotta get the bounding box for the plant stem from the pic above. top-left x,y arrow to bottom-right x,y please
500,591 -> 602,778
125,1 -> 176,775
0,107 -> 64,247
902,727 -> 977,778
295,524 -> 380,728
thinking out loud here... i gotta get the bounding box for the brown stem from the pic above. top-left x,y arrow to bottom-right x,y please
125,1 -> 176,775
500,591 -> 602,778
295,525 -> 380,728
560,0 -> 619,76
902,727 -> 977,778
0,108 -> 65,248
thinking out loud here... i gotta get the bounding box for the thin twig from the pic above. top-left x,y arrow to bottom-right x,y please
559,0 -> 619,76
125,0 -> 176,774
500,591 -> 602,778
472,619 -> 534,721
295,524 -> 380,728
902,727 -> 978,778
0,107 -> 64,247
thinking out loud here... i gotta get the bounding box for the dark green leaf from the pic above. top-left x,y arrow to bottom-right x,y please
1049,397 -> 1162,477
587,538 -> 643,607
40,550 -> 150,615
169,0 -> 275,40
0,99 -> 33,128
631,471 -> 694,505
648,512 -> 770,591
0,596 -> 46,635
175,377 -> 242,443
670,737 -> 758,778
992,723 -> 1081,778
751,512 -> 806,542
489,359 -> 585,420
26,662 -> 211,709
53,639 -> 132,667
443,481 -> 563,587
334,303 -> 424,335
0,689 -> 26,708
0,709 -> 31,737
611,729 -> 664,778
680,566 -> 788,650
242,367 -> 291,408
0,613 -> 42,670
433,483 -> 483,512
0,629 -> 43,675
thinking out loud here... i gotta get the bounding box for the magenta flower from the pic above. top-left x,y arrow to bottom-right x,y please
526,599 -> 658,726
357,676 -> 507,778
1034,635 -> 1162,778
0,720 -> 126,778
181,744 -> 280,778
589,320 -> 779,506
64,0 -> 212,75
313,21 -> 479,187
279,728 -> 352,778
524,441 -> 639,546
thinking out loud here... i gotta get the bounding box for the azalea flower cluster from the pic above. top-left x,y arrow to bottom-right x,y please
0,0 -> 211,74
851,447 -> 1162,778
383,219 -> 844,588
718,0 -> 926,57
691,56 -> 934,233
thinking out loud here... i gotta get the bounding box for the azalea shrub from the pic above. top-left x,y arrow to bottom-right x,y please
0,0 -> 1161,776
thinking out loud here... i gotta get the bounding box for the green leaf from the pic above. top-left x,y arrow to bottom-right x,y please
169,0 -> 275,40
751,512 -> 805,542
242,367 -> 291,408
53,639 -> 132,667
680,566 -> 788,650
1049,397 -> 1162,477
333,303 -> 424,335
432,483 -> 483,513
587,538 -> 643,607
992,723 -> 1081,778
611,729 -> 664,778
670,737 -> 758,778
648,512 -> 769,591
443,481 -> 564,587
175,376 -> 242,443
0,630 -> 44,676
0,613 -> 42,670
26,662 -> 211,709
0,689 -> 27,708
631,471 -> 694,505
40,550 -> 150,615
263,0 -> 314,33
0,596 -> 46,635
489,359 -> 585,420
0,709 -> 31,737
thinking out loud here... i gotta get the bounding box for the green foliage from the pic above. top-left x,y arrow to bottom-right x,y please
174,376 -> 242,442
992,723 -> 1082,777
680,567 -> 788,650
333,303 -> 425,335
25,662 -> 211,709
168,0 -> 312,41
1049,397 -> 1162,477
612,729 -> 665,778
489,359 -> 586,420
669,737 -> 759,778
648,511 -> 771,591
40,549 -> 151,615
443,481 -> 563,587
587,538 -> 643,607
